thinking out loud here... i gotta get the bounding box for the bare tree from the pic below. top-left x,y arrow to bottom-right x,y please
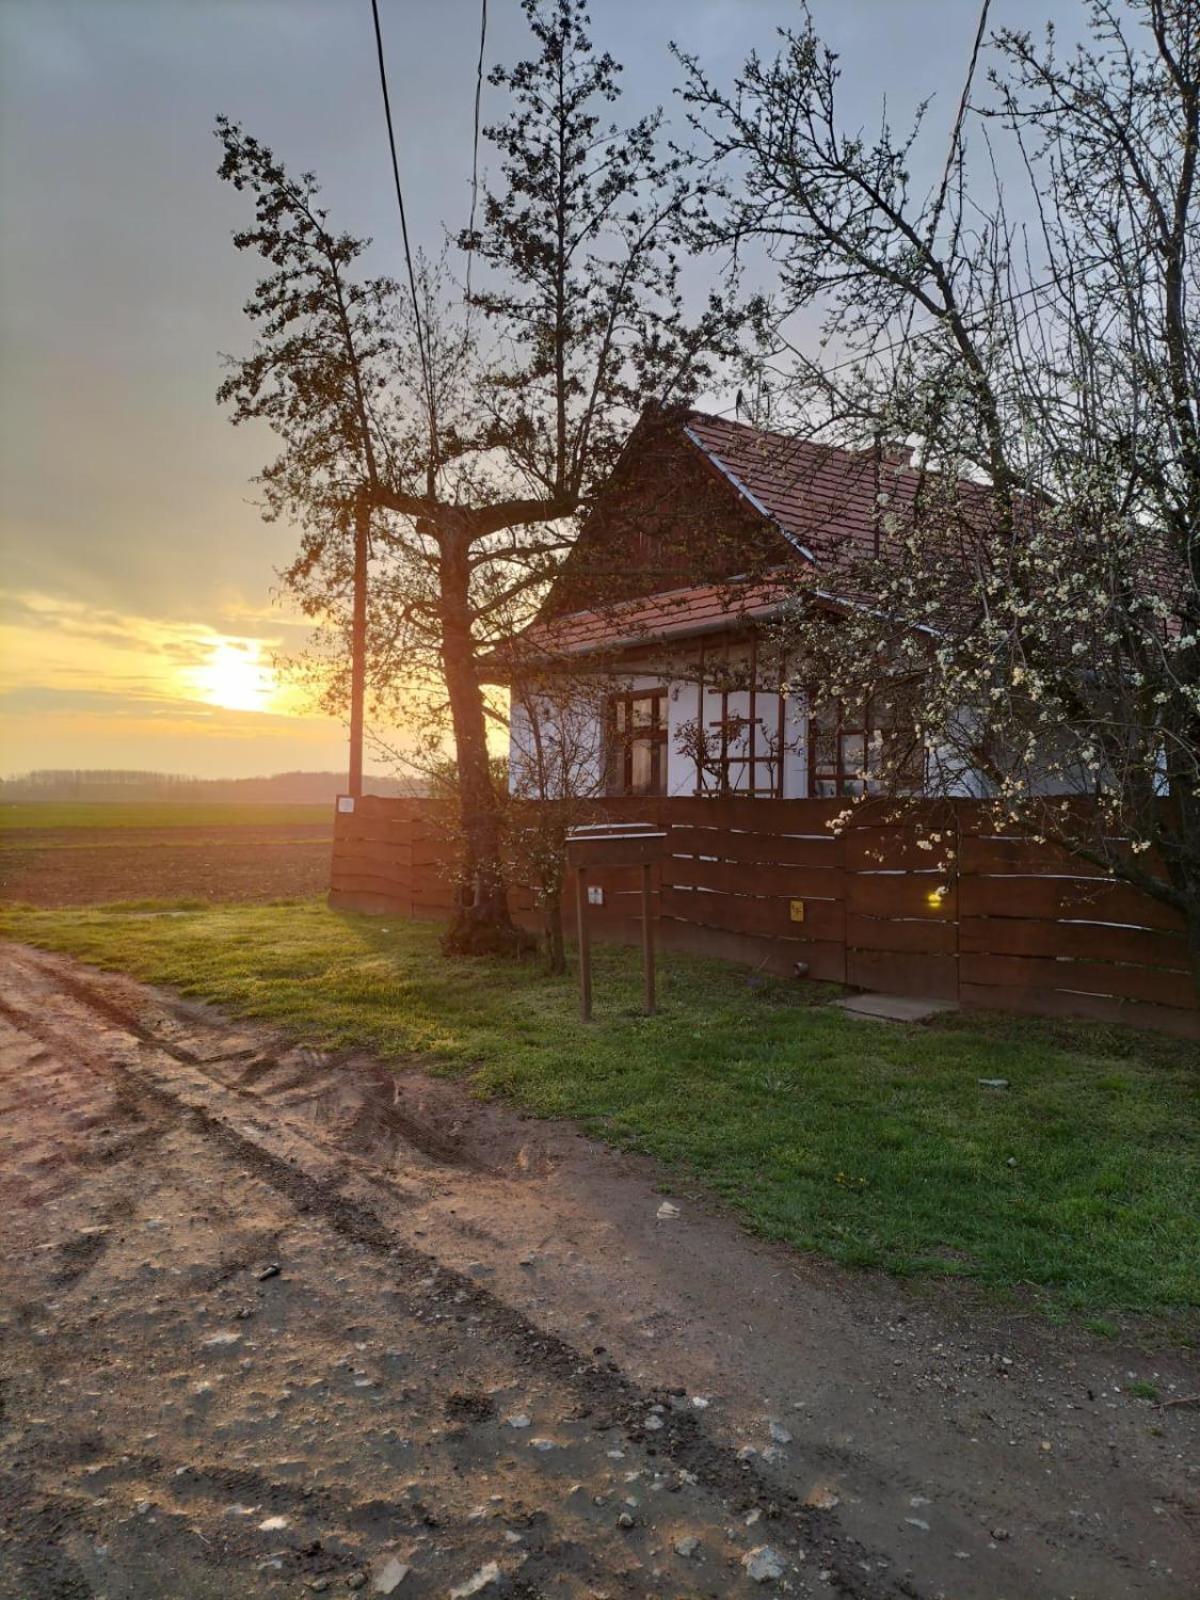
218,0 -> 744,955
681,0 -> 1200,984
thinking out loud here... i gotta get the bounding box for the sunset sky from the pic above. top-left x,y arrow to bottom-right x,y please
0,0 -> 1074,781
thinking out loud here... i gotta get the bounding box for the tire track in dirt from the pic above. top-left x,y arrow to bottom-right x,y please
6,942 -> 1194,1600
0,950 -> 906,1599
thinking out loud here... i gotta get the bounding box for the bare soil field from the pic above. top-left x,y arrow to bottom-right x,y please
0,821 -> 332,907
1,944 -> 1196,1599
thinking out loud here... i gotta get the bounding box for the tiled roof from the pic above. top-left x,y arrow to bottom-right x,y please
684,412 -> 922,566
506,575 -> 794,665
498,410 -> 1185,673
503,412 -> 983,668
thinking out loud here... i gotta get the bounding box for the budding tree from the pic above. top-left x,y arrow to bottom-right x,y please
682,0 -> 1200,983
218,0 -> 743,954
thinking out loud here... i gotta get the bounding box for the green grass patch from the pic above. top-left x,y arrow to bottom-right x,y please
3,897 -> 1197,1319
0,802 -> 330,832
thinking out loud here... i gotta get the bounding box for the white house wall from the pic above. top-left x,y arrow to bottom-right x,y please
507,689 -> 606,799
510,667 -> 810,799
509,668 -> 1060,803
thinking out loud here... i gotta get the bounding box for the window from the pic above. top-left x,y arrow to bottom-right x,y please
809,697 -> 925,797
607,690 -> 668,796
703,710 -> 778,796
810,708 -> 868,797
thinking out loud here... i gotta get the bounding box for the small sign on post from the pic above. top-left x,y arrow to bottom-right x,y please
565,823 -> 667,1021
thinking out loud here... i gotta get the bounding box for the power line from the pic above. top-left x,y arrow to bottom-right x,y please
369,0 -> 436,454
928,0 -> 991,249
465,0 -> 488,305
772,270 -> 1062,387
889,0 -> 992,390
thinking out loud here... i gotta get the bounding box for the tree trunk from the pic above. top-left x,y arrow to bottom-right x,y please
347,503 -> 369,799
544,885 -> 567,975
437,524 -> 531,957
1164,798 -> 1200,1007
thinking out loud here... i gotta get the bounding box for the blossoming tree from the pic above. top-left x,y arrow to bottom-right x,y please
683,0 -> 1200,984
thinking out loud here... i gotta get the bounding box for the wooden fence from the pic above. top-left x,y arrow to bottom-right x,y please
330,795 -> 1198,1038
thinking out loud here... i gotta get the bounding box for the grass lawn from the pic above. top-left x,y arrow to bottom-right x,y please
2,896 -> 1196,1321
0,802 -> 330,832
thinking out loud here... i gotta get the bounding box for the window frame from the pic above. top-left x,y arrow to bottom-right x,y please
808,697 -> 926,798
606,688 -> 669,797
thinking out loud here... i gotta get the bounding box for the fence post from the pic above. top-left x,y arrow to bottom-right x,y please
641,860 -> 656,1014
952,800 -> 962,1002
576,865 -> 592,1021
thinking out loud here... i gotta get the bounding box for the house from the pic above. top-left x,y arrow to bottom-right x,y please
332,408 -> 1198,1033
492,407 -> 956,804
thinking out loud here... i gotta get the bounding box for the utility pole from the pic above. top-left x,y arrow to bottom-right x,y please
348,500 -> 369,799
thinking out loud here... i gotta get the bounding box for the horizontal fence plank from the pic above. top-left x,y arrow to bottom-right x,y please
662,884 -> 845,942
569,896 -> 662,926
567,833 -> 666,868
330,868 -> 413,894
954,798 -> 1104,836
846,874 -> 956,920
962,834 -> 1115,877
959,981 -> 1200,1040
960,914 -> 1190,972
660,917 -> 846,983
961,951 -> 1195,1011
331,843 -> 411,870
845,913 -> 959,956
333,823 -> 418,848
659,795 -> 851,830
329,888 -> 411,914
847,948 -> 959,1001
844,827 -> 957,873
665,857 -> 843,900
666,825 -> 841,868
565,865 -> 662,897
960,874 -> 1185,931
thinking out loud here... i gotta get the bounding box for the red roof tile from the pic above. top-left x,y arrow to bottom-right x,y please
514,575 -> 794,662
684,412 -> 925,566
504,412 -> 989,668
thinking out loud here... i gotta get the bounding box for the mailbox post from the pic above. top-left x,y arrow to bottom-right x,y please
565,823 -> 667,1021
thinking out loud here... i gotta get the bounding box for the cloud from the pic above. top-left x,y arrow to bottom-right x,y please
0,683 -> 304,725
0,586 -> 342,776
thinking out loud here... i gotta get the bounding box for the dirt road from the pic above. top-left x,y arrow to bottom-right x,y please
0,944 -> 1195,1599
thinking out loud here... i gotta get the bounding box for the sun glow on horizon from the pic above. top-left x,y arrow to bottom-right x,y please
0,587 -> 377,774
187,639 -> 279,713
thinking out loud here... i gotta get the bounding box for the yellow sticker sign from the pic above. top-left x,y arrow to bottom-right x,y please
789,899 -> 806,923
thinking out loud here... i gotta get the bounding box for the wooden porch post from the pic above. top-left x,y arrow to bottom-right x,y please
776,651 -> 788,798
748,634 -> 758,795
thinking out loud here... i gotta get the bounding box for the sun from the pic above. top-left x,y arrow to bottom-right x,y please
189,639 -> 277,713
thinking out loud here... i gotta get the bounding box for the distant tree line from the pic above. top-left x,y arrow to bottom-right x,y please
0,770 -> 425,804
